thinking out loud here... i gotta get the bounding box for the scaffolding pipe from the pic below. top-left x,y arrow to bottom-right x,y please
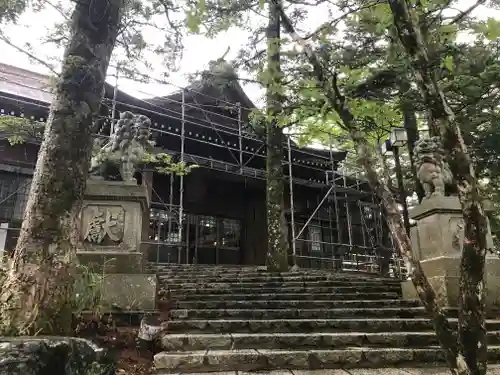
295,183 -> 335,241
287,137 -> 297,264
178,89 -> 186,264
333,184 -> 341,243
377,202 -> 384,245
237,102 -> 243,172
110,64 -> 120,135
327,195 -> 334,264
156,215 -> 160,264
168,172 -> 174,239
328,134 -> 341,253
359,202 -> 367,248
371,193 -> 379,245
191,95 -> 241,165
344,176 -> 353,247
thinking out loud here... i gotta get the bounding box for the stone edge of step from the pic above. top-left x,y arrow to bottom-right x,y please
142,317 -> 500,334
153,346 -> 500,371
160,330 -> 500,339
168,293 -> 402,301
169,306 -> 427,313
158,330 -> 500,351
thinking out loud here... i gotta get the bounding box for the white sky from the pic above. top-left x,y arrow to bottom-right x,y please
0,0 -> 498,107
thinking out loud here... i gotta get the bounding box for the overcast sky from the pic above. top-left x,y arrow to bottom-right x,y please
0,0 -> 498,107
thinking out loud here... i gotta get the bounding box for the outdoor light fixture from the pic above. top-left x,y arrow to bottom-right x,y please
383,127 -> 410,236
381,139 -> 393,156
389,127 -> 408,148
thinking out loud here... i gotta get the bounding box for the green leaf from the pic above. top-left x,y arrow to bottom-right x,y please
443,55 -> 453,72
186,11 -> 201,33
486,18 -> 500,41
7,135 -> 25,145
198,0 -> 206,13
440,23 -> 458,36
472,18 -> 500,41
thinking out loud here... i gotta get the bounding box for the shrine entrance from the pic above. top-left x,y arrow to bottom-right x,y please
146,208 -> 242,265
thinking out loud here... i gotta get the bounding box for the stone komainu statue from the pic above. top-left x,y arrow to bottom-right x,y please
413,136 -> 454,200
90,111 -> 153,182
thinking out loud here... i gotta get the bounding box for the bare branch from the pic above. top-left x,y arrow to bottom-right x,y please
304,0 -> 383,40
0,31 -> 58,75
448,0 -> 486,25
40,0 -> 71,21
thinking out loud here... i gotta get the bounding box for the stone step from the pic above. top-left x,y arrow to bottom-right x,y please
158,273 -> 401,285
153,264 -> 265,270
153,264 -> 362,273
169,307 -> 428,320
155,267 -> 395,277
153,346 -> 500,373
159,331 -> 500,352
161,279 -> 401,289
173,299 -> 421,310
155,266 -> 387,275
152,368 -> 500,375
162,318 -> 500,334
170,292 -> 401,301
162,280 -> 402,289
166,285 -> 401,295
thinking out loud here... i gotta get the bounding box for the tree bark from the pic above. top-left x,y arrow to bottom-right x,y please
271,2 -> 472,374
399,81 -> 425,202
265,0 -> 289,272
388,1 -> 488,374
0,0 -> 124,336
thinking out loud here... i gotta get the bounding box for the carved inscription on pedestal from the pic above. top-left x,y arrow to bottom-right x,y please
82,205 -> 125,245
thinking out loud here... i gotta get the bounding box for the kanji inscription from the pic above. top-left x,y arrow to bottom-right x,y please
83,205 -> 125,244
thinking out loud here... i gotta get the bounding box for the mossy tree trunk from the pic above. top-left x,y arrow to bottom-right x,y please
400,81 -> 425,202
0,0 -> 124,336
265,0 -> 289,272
273,1 -> 475,374
389,1 -> 489,374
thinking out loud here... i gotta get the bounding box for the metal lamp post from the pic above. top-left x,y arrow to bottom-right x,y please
382,128 -> 411,236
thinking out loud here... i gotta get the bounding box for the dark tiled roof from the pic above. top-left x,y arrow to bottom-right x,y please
0,63 -> 53,104
0,61 -> 349,164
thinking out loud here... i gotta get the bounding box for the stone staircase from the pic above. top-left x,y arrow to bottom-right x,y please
151,264 -> 500,373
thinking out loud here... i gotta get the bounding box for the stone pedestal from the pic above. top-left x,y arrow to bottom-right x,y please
402,196 -> 500,312
77,179 -> 156,311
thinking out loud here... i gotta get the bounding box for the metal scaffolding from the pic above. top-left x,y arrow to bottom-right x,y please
0,67 -> 401,274
177,89 -> 186,264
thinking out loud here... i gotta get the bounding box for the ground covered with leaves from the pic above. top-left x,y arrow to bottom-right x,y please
75,317 -> 155,375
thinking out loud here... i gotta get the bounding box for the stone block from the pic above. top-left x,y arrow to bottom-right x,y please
402,255 -> 500,312
0,336 -> 114,375
410,196 -> 494,260
79,180 -> 149,254
99,273 -> 157,311
410,226 -> 421,261
85,179 -> 150,210
408,196 -> 499,312
401,280 -> 419,301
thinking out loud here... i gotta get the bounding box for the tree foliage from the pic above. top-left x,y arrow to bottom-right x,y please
0,115 -> 44,145
3,2 -> 500,372
180,0 -> 500,374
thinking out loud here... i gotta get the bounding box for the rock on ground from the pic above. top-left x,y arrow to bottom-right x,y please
0,336 -> 115,375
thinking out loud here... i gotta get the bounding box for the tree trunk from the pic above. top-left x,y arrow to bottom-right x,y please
388,1 -> 488,374
0,0 -> 124,336
265,0 -> 289,272
399,81 -> 425,202
272,2 -> 472,374
349,127 -> 466,373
